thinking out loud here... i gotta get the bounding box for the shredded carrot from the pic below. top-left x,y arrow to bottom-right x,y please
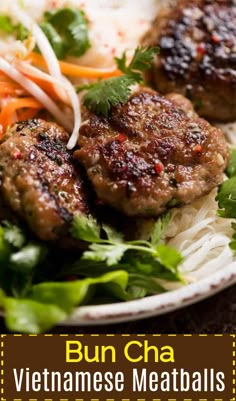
0,97 -> 43,133
15,60 -> 69,103
17,108 -> 40,121
29,52 -> 122,79
0,82 -> 27,97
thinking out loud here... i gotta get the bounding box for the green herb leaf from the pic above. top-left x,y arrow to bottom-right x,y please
216,177 -> 236,218
4,297 -> 67,334
15,23 -> 29,41
40,22 -> 65,59
28,270 -> 128,310
0,15 -> 29,40
9,244 -> 45,273
83,76 -> 134,116
102,224 -> 124,243
42,8 -> 90,59
0,15 -> 15,34
226,148 -> 236,178
83,243 -> 129,266
150,212 -> 171,247
115,46 -> 159,82
3,222 -> 25,249
128,273 -> 166,295
71,214 -> 101,243
83,46 -> 159,115
155,244 -> 184,275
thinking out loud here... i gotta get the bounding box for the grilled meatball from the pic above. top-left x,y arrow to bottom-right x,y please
0,119 -> 90,242
144,0 -> 236,121
75,89 -> 229,217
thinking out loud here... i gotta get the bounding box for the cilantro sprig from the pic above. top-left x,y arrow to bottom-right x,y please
81,46 -> 159,116
71,213 -> 183,279
217,148 -> 236,249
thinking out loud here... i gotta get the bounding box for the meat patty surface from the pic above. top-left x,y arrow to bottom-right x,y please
75,89 -> 229,217
144,0 -> 236,121
0,119 -> 90,242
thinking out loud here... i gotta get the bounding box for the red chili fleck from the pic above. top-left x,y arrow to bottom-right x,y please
118,31 -> 124,38
120,165 -> 128,173
117,134 -> 127,142
167,164 -> 175,173
197,43 -> 206,55
12,150 -> 21,160
155,162 -> 164,174
211,34 -> 220,44
193,144 -> 203,153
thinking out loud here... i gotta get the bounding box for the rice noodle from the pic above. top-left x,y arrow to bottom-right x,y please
64,77 -> 82,150
0,57 -> 73,131
166,189 -> 234,285
15,60 -> 70,105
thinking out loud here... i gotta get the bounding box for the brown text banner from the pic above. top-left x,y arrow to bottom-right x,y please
0,334 -> 235,401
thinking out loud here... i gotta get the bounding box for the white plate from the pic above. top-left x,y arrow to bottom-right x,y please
61,261 -> 236,326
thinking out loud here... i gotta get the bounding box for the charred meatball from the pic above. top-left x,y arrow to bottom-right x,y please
0,119 -> 90,242
144,0 -> 236,121
75,89 -> 229,217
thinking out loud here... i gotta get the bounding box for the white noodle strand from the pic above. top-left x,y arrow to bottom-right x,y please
0,57 -> 72,131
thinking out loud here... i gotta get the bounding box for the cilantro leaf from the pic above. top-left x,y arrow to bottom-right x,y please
150,212 -> 171,247
128,274 -> 166,295
83,76 -> 134,116
83,46 -> 159,115
3,221 -> 25,249
0,15 -> 15,34
42,8 -> 90,59
155,244 -> 184,277
71,214 -> 101,243
83,243 -> 129,266
40,22 -> 64,59
216,177 -> 236,218
102,224 -> 124,243
15,23 -> 29,41
9,244 -> 45,273
115,46 -> 159,82
0,15 -> 29,40
226,148 -> 236,178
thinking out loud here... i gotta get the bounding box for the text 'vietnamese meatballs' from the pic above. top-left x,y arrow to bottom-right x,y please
144,0 -> 236,121
0,119 -> 90,242
75,89 -> 229,218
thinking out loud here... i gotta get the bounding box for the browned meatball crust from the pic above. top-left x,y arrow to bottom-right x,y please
75,89 -> 229,217
144,0 -> 236,121
0,119 -> 90,242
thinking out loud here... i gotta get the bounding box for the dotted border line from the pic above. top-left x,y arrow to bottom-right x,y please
0,399 -> 229,401
0,335 -> 234,401
0,335 -> 5,401
232,334 -> 236,401
9,334 -> 229,337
